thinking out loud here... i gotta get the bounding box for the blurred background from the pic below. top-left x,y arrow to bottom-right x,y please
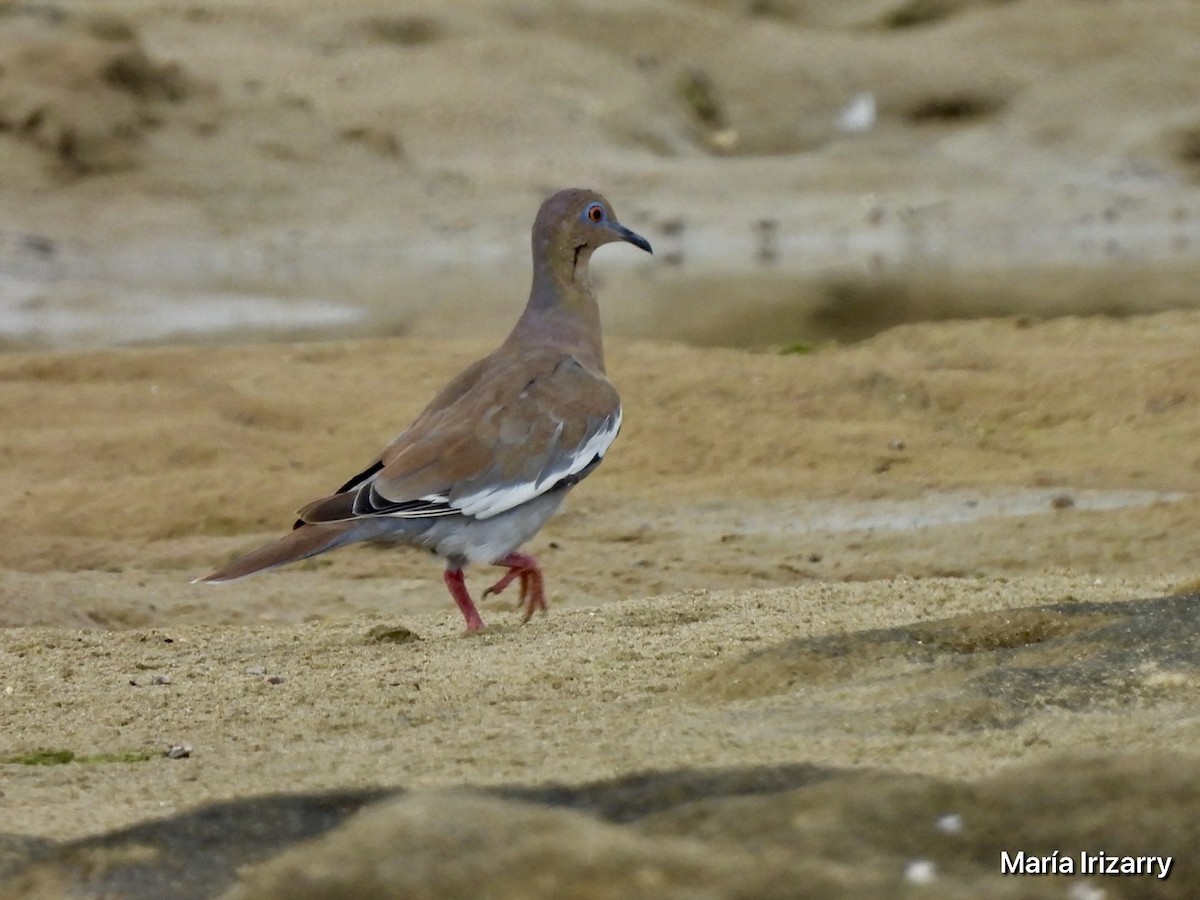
2,0 -> 1199,349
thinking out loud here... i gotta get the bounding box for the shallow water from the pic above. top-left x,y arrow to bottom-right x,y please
3,185 -> 1200,348
685,488 -> 1186,536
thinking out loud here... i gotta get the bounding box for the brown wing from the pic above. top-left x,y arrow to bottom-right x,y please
297,349 -> 620,525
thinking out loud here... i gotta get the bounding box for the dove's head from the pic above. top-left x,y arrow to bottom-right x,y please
533,189 -> 653,276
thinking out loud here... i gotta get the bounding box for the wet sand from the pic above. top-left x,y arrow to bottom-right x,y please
4,0 -> 1200,348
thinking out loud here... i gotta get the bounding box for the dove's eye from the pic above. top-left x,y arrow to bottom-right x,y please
584,203 -> 605,224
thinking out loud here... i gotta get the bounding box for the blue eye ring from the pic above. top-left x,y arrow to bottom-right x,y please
584,202 -> 606,224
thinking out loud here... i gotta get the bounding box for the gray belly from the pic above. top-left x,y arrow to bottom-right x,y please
356,486 -> 570,568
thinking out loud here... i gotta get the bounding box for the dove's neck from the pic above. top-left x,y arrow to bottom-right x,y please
509,245 -> 605,372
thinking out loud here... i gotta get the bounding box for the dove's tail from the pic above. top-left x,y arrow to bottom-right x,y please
193,523 -> 356,584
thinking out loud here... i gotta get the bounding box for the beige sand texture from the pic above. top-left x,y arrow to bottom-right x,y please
3,0 -> 1200,897
4,316 -> 1200,897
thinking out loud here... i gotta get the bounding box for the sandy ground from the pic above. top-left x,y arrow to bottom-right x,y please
3,0 -> 1200,896
3,313 -> 1200,897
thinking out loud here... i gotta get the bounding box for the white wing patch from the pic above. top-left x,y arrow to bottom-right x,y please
441,406 -> 622,521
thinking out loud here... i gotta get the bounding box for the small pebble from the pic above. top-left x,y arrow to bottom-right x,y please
708,128 -> 740,153
904,859 -> 937,885
367,625 -> 421,645
245,666 -> 266,676
151,674 -> 171,685
753,218 -> 779,264
266,675 -> 285,685
935,813 -> 964,834
838,91 -> 876,134
166,743 -> 192,759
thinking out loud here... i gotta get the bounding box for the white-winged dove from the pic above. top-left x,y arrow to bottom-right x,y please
196,188 -> 652,633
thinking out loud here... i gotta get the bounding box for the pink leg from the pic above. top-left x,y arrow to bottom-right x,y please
483,552 -> 546,623
443,568 -> 486,634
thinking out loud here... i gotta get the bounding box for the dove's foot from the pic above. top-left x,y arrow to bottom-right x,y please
484,552 -> 546,623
